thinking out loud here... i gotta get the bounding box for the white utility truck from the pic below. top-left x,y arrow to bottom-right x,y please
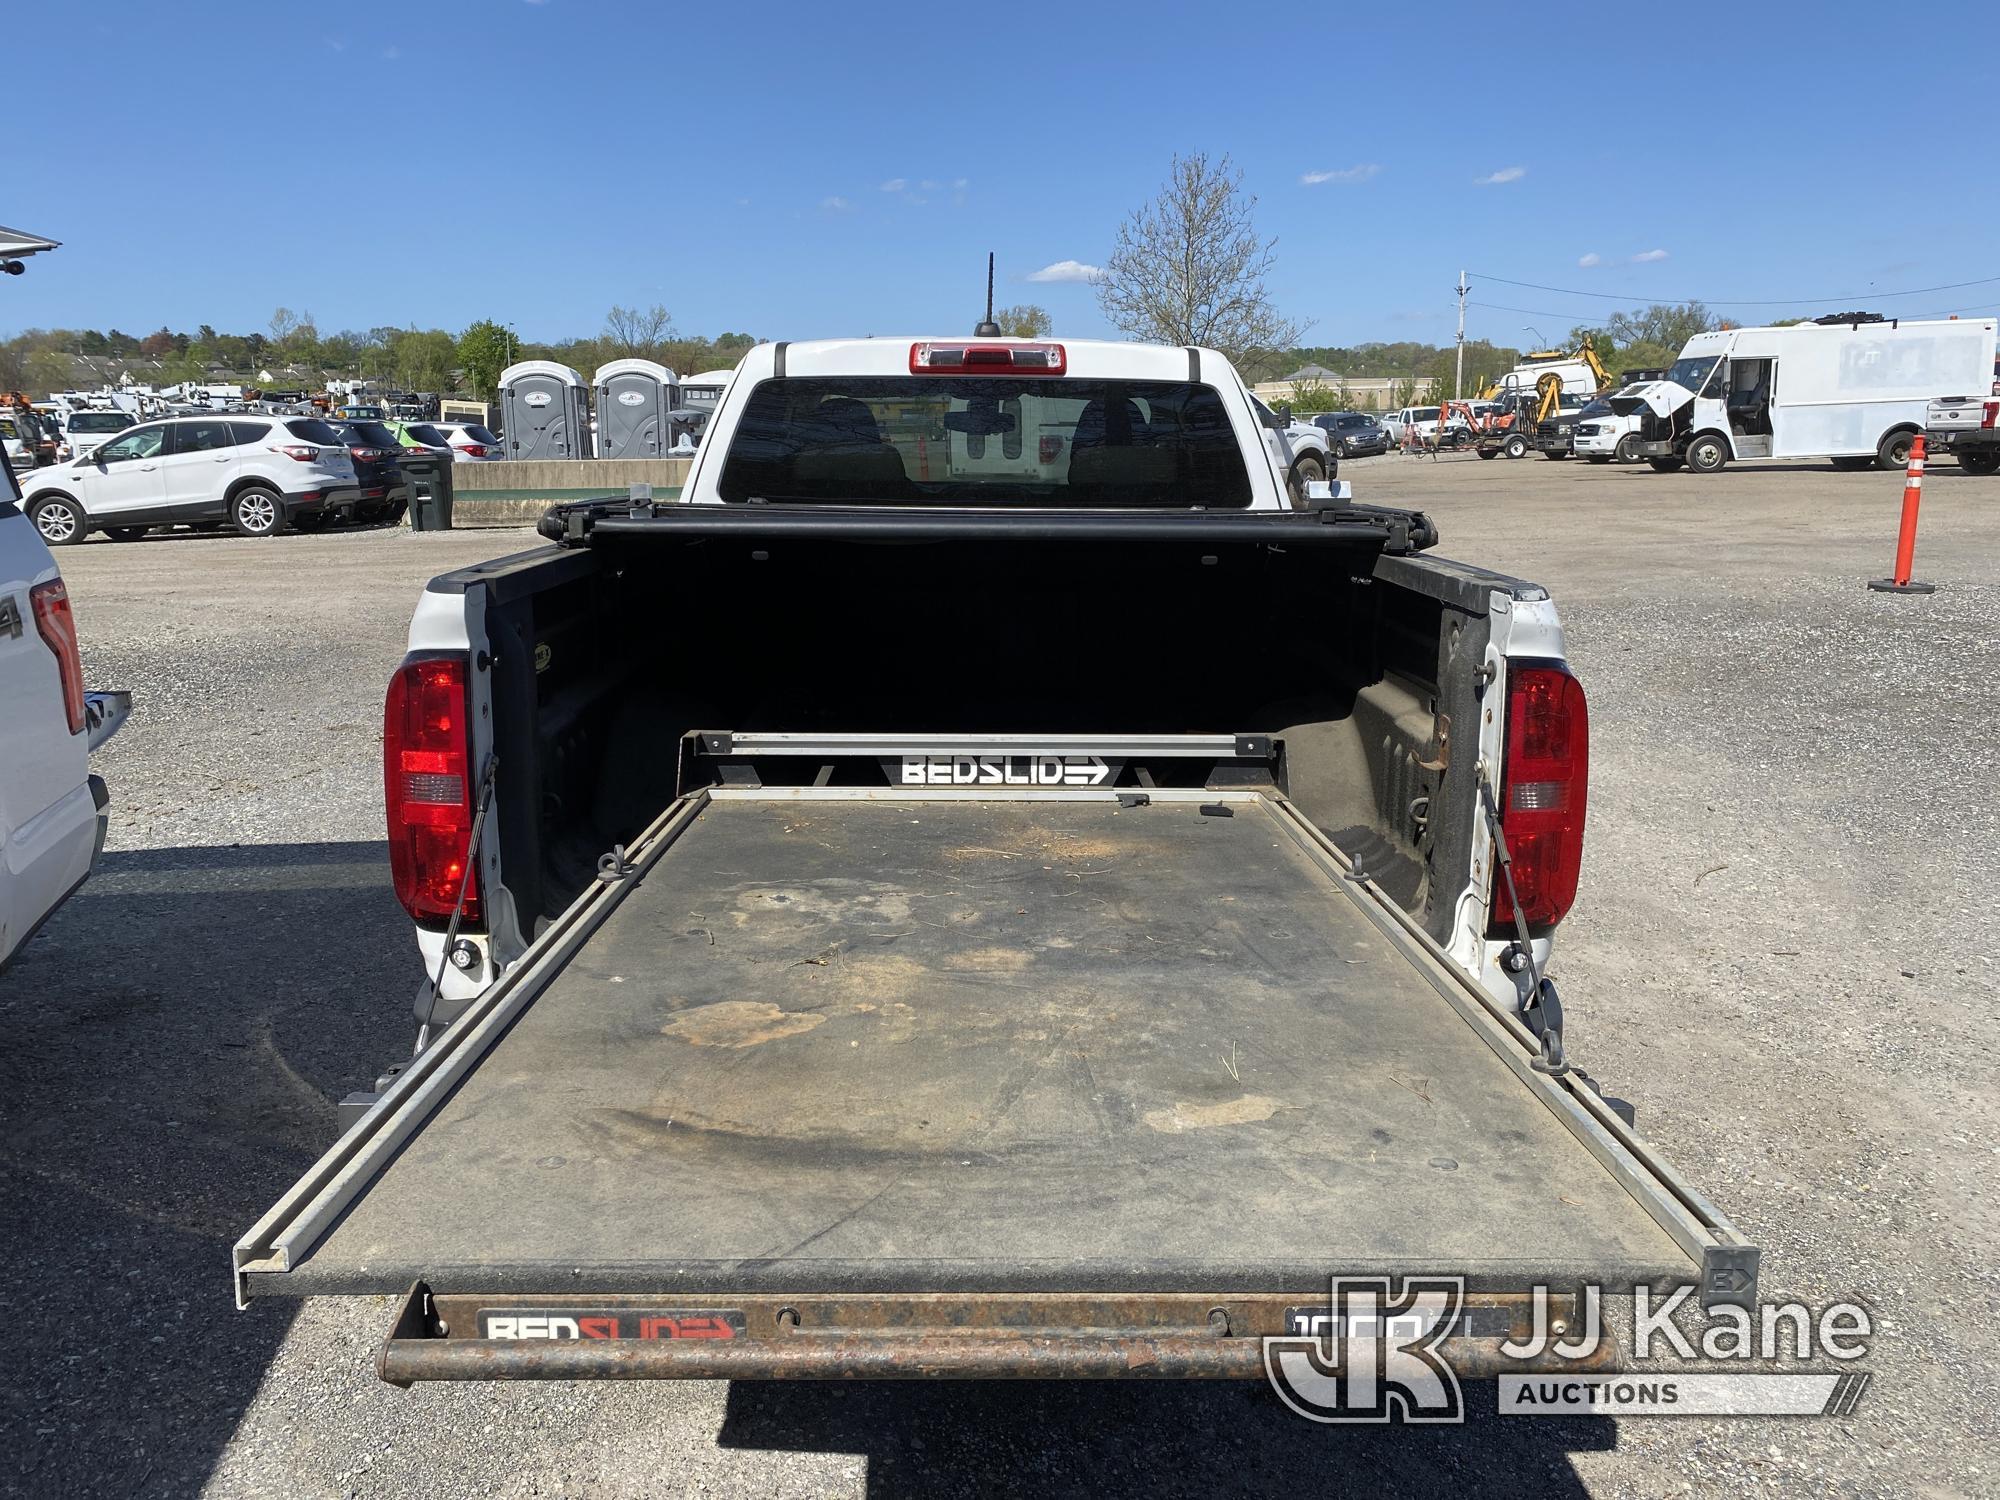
1616,314 -> 1999,473
236,336 -> 1758,1385
0,459 -> 130,968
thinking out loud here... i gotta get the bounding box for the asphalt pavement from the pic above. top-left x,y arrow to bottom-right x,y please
3,456 -> 1994,1499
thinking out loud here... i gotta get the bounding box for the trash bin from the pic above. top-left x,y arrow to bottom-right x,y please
403,450 -> 455,531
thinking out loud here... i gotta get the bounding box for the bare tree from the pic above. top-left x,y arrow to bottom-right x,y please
1095,154 -> 1304,368
604,304 -> 675,357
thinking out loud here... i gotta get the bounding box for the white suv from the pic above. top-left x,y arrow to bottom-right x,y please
428,421 -> 505,462
21,415 -> 359,544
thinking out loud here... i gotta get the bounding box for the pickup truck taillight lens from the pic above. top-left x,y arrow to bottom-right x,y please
30,579 -> 86,736
1490,664 -> 1589,937
1983,401 -> 1998,430
384,654 -> 481,928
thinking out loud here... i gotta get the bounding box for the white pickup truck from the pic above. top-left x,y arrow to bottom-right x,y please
1924,360 -> 2000,475
0,459 -> 130,968
237,336 -> 1757,1384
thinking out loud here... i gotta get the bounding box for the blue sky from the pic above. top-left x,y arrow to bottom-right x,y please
8,0 -> 1997,348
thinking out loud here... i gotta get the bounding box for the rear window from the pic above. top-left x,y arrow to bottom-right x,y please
407,425 -> 450,446
349,421 -> 401,447
70,411 -> 134,434
284,418 -> 344,444
458,425 -> 499,444
718,377 -> 1251,508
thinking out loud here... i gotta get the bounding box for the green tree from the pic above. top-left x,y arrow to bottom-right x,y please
394,329 -> 458,392
1287,376 -> 1342,414
456,320 -> 515,397
993,304 -> 1052,338
1419,374 -> 1450,407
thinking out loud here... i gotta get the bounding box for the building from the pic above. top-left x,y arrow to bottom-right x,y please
1251,365 -> 1419,413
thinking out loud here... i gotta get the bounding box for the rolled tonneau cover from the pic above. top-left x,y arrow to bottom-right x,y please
535,497 -> 1441,552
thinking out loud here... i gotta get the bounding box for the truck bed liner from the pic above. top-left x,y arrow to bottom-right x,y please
260,795 -> 1690,1298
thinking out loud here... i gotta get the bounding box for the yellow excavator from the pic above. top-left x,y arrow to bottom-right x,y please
1476,338 -> 1613,401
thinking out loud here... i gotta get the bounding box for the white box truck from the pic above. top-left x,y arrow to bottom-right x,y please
1614,314 -> 1999,473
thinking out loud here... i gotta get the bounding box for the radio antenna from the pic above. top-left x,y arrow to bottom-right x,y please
973,252 -> 1001,337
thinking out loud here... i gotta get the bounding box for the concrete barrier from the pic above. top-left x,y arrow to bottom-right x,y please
448,458 -> 692,527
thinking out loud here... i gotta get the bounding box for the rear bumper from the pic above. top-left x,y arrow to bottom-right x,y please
288,484 -> 360,519
377,1282 -> 1620,1385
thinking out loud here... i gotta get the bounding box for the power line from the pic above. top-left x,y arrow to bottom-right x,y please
1469,297 -> 1998,326
1470,271 -> 2000,307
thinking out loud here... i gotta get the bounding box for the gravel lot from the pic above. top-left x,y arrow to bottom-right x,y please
4,456 -> 1994,1498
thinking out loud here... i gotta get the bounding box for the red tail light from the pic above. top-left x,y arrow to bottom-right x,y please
910,341 -> 1067,375
30,579 -> 85,735
1040,435 -> 1065,464
273,444 -> 318,462
1489,664 -> 1589,936
1982,401 -> 1998,430
351,447 -> 383,461
460,444 -> 487,457
384,654 -> 481,928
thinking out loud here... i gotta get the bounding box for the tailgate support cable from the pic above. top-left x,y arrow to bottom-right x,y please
1478,777 -> 1570,1077
415,755 -> 499,1055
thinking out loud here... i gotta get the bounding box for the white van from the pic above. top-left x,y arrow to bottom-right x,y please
1617,316 -> 1999,473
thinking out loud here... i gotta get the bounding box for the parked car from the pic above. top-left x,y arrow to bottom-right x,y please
1533,393 -> 1593,459
327,420 -> 413,524
19,415 -> 359,543
388,421 -> 456,455
56,408 -> 136,461
1,458 -> 130,969
1382,405 -> 1471,449
429,421 -> 505,462
1306,410 -> 1392,458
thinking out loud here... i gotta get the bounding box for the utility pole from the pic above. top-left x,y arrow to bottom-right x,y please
1454,269 -> 1468,400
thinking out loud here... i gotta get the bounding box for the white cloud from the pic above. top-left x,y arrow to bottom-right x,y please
1300,164 -> 1381,186
1475,166 -> 1526,185
820,196 -> 853,212
879,178 -> 907,193
919,179 -> 940,191
1026,260 -> 1103,284
1577,252 -> 1602,268
952,177 -> 968,190
1629,248 -> 1670,263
